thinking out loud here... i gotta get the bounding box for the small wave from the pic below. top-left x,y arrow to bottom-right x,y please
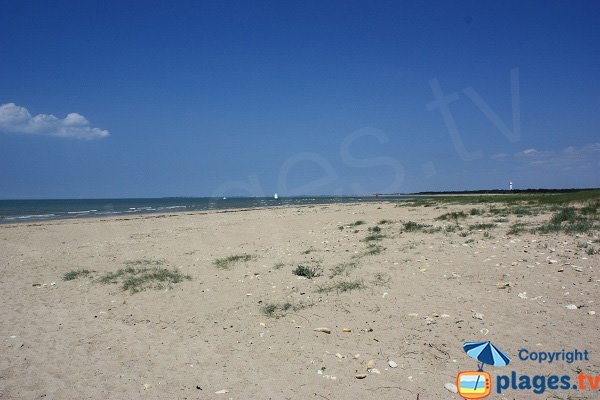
9,213 -> 57,220
67,210 -> 96,215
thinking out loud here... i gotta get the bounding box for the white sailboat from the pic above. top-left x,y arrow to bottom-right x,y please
273,193 -> 279,200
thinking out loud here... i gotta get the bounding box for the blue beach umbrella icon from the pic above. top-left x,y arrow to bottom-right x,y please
463,341 -> 511,370
462,341 -> 511,395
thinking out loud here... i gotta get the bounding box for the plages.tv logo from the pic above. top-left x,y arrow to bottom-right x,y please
457,341 -> 511,399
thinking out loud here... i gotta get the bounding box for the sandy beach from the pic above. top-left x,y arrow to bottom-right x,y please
1,200 -> 598,399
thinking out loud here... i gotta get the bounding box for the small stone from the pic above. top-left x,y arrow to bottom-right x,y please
342,327 -> 352,333
143,383 -> 152,390
355,374 -> 367,379
573,266 -> 583,272
588,311 -> 596,315
388,360 -> 398,368
215,389 -> 229,394
472,312 -> 484,320
354,354 -> 360,359
565,304 -> 578,310
557,268 -> 564,272
335,353 -> 344,359
313,327 -> 331,334
369,368 -> 381,374
548,259 -> 558,264
518,292 -> 528,299
444,383 -> 458,393
367,359 -> 376,369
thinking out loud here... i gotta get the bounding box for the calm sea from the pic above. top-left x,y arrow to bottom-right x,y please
0,196 -> 417,223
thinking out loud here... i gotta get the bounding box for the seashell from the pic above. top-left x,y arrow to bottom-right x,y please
355,374 -> 367,379
313,327 -> 331,334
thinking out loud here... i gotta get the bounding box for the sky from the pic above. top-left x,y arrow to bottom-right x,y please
0,0 -> 598,198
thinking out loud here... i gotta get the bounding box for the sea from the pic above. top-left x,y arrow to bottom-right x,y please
0,196 -> 418,223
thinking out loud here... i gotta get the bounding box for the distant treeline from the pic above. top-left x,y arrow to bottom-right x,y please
411,188 -> 600,195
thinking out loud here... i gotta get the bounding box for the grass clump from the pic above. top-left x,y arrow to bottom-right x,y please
378,219 -> 393,224
261,301 -> 309,318
364,243 -> 385,255
533,206 -> 598,235
469,208 -> 483,215
317,280 -> 366,294
293,265 -> 321,279
444,224 -> 462,233
98,265 -> 191,293
350,220 -> 366,226
363,233 -> 386,241
436,211 -> 468,222
401,221 -> 441,234
469,223 -> 497,230
213,254 -> 255,269
368,225 -> 382,233
508,222 -> 529,235
63,269 -> 92,281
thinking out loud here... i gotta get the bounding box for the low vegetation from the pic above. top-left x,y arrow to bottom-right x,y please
213,254 -> 255,269
292,265 -> 321,279
98,262 -> 191,293
63,269 -> 92,281
469,223 -> 496,230
402,221 -> 441,233
317,279 -> 366,294
436,211 -> 467,222
261,301 -> 310,318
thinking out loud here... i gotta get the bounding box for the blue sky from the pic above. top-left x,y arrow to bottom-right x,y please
0,0 -> 598,198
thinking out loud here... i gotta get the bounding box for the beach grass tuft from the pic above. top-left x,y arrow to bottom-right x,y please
435,211 -> 468,222
350,220 -> 366,226
214,254 -> 255,269
98,264 -> 191,293
63,269 -> 92,281
292,265 -> 321,279
317,279 -> 366,294
401,220 -> 442,234
261,301 -> 310,318
468,223 -> 497,230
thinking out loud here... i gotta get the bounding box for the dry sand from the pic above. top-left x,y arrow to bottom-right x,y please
0,202 -> 598,399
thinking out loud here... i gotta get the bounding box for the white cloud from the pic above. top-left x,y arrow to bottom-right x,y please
0,103 -> 109,140
495,142 -> 600,170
